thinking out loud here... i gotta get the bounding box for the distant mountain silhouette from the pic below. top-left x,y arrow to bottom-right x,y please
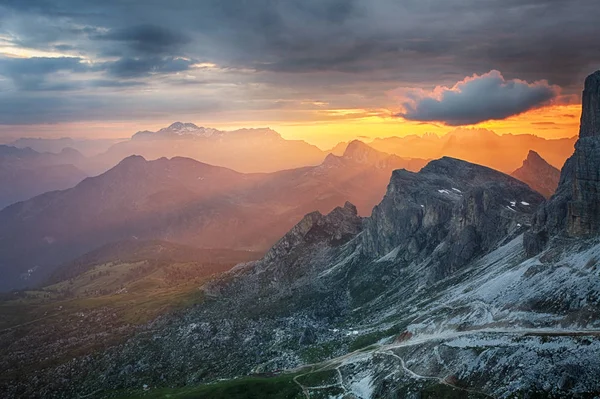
511,150 -> 560,198
95,122 -> 327,173
0,145 -> 88,209
9,137 -> 125,157
0,142 -> 425,291
369,128 -> 576,173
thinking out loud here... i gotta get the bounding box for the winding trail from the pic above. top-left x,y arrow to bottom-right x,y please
289,327 -> 600,398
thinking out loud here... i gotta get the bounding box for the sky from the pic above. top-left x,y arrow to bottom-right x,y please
0,0 -> 599,149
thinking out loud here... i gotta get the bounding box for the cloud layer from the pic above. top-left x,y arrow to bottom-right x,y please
0,0 -> 598,126
398,71 -> 560,125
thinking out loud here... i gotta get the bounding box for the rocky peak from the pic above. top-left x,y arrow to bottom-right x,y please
166,122 -> 199,131
525,150 -> 546,165
525,70 -> 600,254
342,140 -> 405,168
580,71 -> 600,138
343,140 -> 379,161
364,157 -> 543,278
511,150 -> 560,198
264,201 -> 362,263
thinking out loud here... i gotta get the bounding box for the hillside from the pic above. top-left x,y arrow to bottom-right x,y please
6,71 -> 600,398
0,240 -> 260,391
0,142 -> 424,291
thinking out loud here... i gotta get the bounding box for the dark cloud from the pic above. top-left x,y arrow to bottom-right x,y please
398,71 -> 560,126
0,57 -> 88,91
0,0 -> 599,125
97,24 -> 190,56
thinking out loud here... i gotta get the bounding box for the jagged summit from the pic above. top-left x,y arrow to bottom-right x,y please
511,150 -> 560,198
264,201 -> 362,263
364,156 -> 543,276
525,70 -> 600,254
166,122 -> 200,131
526,150 -> 544,163
157,122 -> 219,137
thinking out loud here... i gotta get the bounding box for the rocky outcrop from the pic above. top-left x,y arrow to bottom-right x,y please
511,150 -> 560,198
525,71 -> 600,255
264,201 -> 362,263
580,72 -> 600,138
363,157 -> 543,279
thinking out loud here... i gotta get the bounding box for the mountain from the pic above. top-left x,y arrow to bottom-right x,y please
13,71 -> 600,398
14,155 -> 560,398
96,122 -> 327,173
10,137 -> 126,157
0,142 -> 425,291
341,139 -> 428,170
369,128 -> 577,173
0,239 -> 261,390
0,145 -> 88,209
511,150 -> 560,198
525,70 -> 600,254
327,141 -> 350,156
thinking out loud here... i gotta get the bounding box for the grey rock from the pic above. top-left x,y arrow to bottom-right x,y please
525,70 -> 600,255
363,157 -> 543,279
580,71 -> 600,138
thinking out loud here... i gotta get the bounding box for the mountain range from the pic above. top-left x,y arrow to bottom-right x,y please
369,128 -> 576,173
0,145 -> 88,209
96,123 -> 327,173
0,140 -> 424,291
9,137 -> 125,157
5,70 -> 599,398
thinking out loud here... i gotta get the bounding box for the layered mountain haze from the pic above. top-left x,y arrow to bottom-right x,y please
0,145 -> 88,209
98,122 -> 327,173
2,1 -> 600,397
9,137 -> 125,157
0,142 -> 421,291
8,71 -> 600,398
369,129 -> 576,173
511,150 -> 560,198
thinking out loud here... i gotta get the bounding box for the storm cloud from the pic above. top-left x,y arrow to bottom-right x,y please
398,71 -> 560,126
0,0 -> 598,125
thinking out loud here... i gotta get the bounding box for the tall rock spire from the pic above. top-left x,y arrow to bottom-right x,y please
525,70 -> 600,254
580,71 -> 600,138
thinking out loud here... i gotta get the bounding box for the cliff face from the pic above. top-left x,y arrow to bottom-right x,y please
580,72 -> 600,139
362,157 -> 543,279
525,70 -> 600,254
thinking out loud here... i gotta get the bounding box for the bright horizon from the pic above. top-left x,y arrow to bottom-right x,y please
0,101 -> 582,150
1,1 -> 596,149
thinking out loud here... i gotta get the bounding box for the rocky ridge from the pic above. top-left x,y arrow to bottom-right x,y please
525,70 -> 600,254
5,72 -> 600,399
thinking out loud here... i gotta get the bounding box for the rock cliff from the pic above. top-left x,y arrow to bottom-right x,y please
525,70 -> 600,254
